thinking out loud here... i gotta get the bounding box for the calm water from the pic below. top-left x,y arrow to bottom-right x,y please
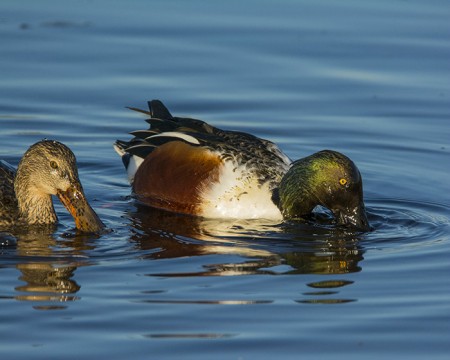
1,0 -> 449,359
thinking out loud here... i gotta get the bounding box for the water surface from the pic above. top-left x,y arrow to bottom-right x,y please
1,1 -> 449,359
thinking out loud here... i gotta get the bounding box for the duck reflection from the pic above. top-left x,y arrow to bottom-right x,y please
127,204 -> 365,276
3,226 -> 93,308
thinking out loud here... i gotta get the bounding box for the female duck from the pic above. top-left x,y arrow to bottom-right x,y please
115,100 -> 370,231
0,140 -> 104,233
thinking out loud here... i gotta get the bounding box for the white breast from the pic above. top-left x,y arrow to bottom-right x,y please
199,160 -> 284,220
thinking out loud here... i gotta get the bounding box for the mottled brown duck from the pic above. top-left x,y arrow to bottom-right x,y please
0,140 -> 104,233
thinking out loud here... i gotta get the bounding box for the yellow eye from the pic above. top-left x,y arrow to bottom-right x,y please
339,178 -> 347,186
50,161 -> 58,169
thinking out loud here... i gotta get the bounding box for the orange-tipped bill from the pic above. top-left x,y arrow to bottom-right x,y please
57,184 -> 104,233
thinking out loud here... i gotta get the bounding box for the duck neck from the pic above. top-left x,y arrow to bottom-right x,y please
14,167 -> 57,225
275,162 -> 319,219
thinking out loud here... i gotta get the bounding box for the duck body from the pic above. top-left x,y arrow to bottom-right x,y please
0,140 -> 104,233
0,160 -> 20,227
115,100 -> 370,231
133,139 -> 287,220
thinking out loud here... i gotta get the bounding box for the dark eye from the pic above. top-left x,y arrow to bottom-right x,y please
50,161 -> 58,169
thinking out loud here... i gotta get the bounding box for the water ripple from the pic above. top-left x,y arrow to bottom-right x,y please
366,198 -> 450,248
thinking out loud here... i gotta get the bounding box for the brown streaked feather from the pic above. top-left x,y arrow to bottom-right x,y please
132,141 -> 223,215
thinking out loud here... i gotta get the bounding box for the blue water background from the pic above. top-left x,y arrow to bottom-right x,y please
1,1 -> 449,359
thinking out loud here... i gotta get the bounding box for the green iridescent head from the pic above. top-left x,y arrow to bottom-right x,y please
276,150 -> 370,231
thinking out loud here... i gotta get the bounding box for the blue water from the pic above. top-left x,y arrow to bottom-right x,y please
1,0 -> 449,359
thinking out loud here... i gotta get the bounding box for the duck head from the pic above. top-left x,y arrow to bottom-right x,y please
276,150 -> 370,232
14,140 -> 104,233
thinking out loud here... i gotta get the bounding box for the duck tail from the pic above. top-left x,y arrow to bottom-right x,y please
126,100 -> 174,120
148,99 -> 173,120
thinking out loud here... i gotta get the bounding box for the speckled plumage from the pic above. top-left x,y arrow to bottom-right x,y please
0,160 -> 19,227
116,100 -> 291,190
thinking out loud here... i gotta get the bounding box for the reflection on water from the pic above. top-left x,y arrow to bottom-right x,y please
127,204 -> 365,276
299,279 -> 356,304
123,205 -> 364,305
1,204 -> 366,307
2,227 -> 94,308
15,263 -> 79,301
140,299 -> 273,305
0,203 -> 366,309
4,196 -> 448,309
